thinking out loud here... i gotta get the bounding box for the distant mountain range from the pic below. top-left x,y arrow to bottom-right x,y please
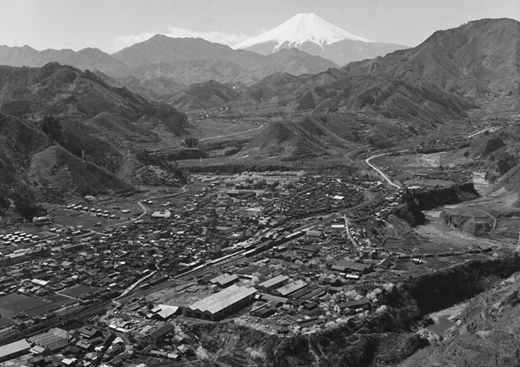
144,18 -> 520,114
0,13 -> 409,98
0,45 -> 125,75
0,35 -> 338,96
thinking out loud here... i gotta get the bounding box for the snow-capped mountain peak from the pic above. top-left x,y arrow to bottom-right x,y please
233,13 -> 375,51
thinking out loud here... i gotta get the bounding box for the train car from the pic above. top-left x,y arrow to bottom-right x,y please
242,248 -> 258,257
139,282 -> 150,291
177,260 -> 206,274
274,231 -> 305,246
148,275 -> 169,287
242,241 -> 258,251
207,253 -> 236,265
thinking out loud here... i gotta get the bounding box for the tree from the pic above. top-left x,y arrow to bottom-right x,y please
40,115 -> 63,141
11,186 -> 46,221
0,186 -> 10,214
183,137 -> 199,148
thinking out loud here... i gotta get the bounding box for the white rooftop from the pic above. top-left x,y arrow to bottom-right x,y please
188,285 -> 256,315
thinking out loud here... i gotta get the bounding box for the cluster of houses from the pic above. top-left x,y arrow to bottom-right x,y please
0,170 -> 455,365
66,204 -> 124,220
0,320 -> 191,366
195,173 -> 365,220
0,231 -> 40,248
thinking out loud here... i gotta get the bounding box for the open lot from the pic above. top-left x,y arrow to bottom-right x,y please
0,294 -> 50,319
60,285 -> 99,299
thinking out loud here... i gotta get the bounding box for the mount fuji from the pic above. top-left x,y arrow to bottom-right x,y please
233,13 -> 408,66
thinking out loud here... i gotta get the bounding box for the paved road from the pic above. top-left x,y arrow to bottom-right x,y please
103,184 -> 188,229
468,126 -> 501,138
365,153 -> 401,190
135,201 -> 148,219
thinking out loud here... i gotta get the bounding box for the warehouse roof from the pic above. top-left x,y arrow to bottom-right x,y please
258,275 -> 289,289
156,305 -> 179,319
29,333 -> 67,350
210,273 -> 239,286
275,279 -> 307,296
0,339 -> 31,359
188,285 -> 256,315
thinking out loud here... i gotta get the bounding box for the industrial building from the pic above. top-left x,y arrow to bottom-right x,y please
275,279 -> 307,297
28,329 -> 68,354
209,273 -> 239,288
258,274 -> 289,291
185,285 -> 257,321
0,339 -> 31,362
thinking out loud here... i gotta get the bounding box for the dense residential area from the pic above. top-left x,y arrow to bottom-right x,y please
0,166 -> 509,366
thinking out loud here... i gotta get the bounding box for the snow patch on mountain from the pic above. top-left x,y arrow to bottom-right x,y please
233,13 -> 375,51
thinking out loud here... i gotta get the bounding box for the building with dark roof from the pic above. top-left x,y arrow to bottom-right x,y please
250,304 -> 276,318
274,280 -> 307,297
77,326 -> 102,340
258,275 -> 289,290
338,299 -> 370,310
297,317 -> 324,328
209,273 -> 239,288
143,323 -> 175,345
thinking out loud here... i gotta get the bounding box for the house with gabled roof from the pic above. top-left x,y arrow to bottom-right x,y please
142,323 -> 175,345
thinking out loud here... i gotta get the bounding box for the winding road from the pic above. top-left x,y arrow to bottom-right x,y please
365,153 -> 402,190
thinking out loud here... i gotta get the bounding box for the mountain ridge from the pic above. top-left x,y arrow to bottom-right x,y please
0,34 -> 339,95
342,17 -> 520,98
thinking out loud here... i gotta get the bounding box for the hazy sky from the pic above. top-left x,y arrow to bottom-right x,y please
0,0 -> 518,53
